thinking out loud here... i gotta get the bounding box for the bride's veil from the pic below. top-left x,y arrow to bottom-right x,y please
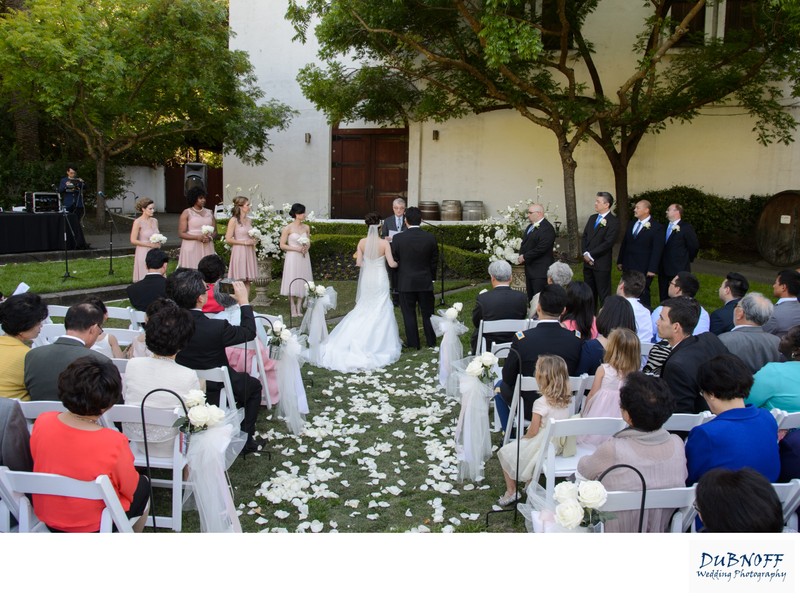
356,224 -> 381,303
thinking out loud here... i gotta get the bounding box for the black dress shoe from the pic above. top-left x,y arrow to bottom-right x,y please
241,437 -> 261,455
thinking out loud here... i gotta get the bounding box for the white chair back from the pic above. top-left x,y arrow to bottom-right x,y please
601,485 -> 698,533
111,358 -> 128,375
128,309 -> 147,331
663,411 -> 714,433
46,305 -> 69,319
103,327 -> 142,348
0,466 -> 134,533
37,323 -> 66,345
503,375 -> 539,446
228,339 -> 272,408
475,318 -> 530,355
772,480 -> 800,531
17,400 -> 67,432
772,409 -> 800,430
569,374 -> 593,416
105,306 -> 135,327
196,367 -> 237,412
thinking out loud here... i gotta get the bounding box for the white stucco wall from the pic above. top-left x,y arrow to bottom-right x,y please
226,1 -> 800,225
112,166 -> 166,214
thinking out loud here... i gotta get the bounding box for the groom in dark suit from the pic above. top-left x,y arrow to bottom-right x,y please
381,197 -> 408,307
517,203 -> 555,300
582,192 -> 620,311
391,206 -> 439,349
616,200 -> 663,309
168,269 -> 262,453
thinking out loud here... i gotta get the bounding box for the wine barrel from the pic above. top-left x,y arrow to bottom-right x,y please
441,199 -> 462,221
463,200 -> 485,221
419,200 -> 440,221
756,190 -> 800,267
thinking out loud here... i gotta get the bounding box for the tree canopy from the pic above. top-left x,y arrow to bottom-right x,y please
288,0 -> 798,255
0,0 -> 295,222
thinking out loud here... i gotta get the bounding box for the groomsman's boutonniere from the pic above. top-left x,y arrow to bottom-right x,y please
598,219 -> 607,227
533,222 -> 541,230
673,224 -> 680,233
642,221 -> 651,230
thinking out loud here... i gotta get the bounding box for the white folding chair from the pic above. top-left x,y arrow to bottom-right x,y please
601,485 -> 698,533
46,305 -> 69,319
128,308 -> 147,331
663,411 -> 714,433
101,404 -> 188,532
529,416 -> 628,502
772,479 -> 800,531
103,327 -> 142,349
772,409 -> 800,430
0,466 -> 135,533
503,375 -> 539,446
37,323 -> 66,346
568,374 -> 593,416
105,306 -> 135,327
111,358 -> 128,376
475,318 -> 530,355
17,400 -> 67,433
196,366 -> 237,412
504,374 -> 590,442
228,339 -> 272,408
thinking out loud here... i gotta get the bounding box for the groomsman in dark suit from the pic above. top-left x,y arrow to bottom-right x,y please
168,269 -> 262,453
581,192 -> 620,310
616,200 -> 663,309
709,272 -> 748,335
470,260 -> 528,353
381,197 -> 407,307
517,203 -> 555,300
658,203 -> 699,302
126,249 -> 169,311
391,206 -> 438,349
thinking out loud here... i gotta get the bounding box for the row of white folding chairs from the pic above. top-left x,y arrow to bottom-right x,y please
475,318 -> 536,355
35,323 -> 142,349
46,304 -> 143,329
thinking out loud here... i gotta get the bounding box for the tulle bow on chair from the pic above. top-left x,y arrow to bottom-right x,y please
274,331 -> 309,435
448,356 -> 493,482
300,286 -> 338,366
430,308 -> 468,388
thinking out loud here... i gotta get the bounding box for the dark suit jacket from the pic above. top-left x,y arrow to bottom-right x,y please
709,299 -> 740,336
126,274 -> 167,312
519,219 -> 555,280
581,212 -> 620,271
499,321 -> 583,418
0,398 -> 32,473
659,220 -> 699,277
470,286 -> 528,353
381,215 -> 408,238
24,337 -> 111,402
661,332 -> 729,414
617,218 -> 664,274
176,307 -> 257,371
391,227 -> 438,292
718,326 -> 781,374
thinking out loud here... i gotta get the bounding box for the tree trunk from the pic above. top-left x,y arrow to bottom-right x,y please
11,97 -> 40,162
558,143 -> 580,260
611,158 -> 630,241
95,154 -> 107,226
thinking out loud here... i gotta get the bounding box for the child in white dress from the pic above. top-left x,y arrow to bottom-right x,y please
497,355 -> 573,506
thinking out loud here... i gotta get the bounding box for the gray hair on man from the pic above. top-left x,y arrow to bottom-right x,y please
488,259 -> 512,282
547,261 -> 573,287
738,292 -> 774,326
392,197 -> 406,207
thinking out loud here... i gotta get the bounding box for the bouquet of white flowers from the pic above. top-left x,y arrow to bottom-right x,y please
201,225 -> 215,236
444,302 -> 463,321
296,234 -> 310,248
552,480 -> 612,530
304,281 -> 327,299
150,233 -> 167,245
464,352 -> 499,384
174,390 -> 226,434
267,320 -> 293,359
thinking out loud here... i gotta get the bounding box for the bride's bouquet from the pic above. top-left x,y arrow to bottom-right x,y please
430,302 -> 467,388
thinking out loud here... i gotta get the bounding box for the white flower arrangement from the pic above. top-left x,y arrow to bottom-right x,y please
149,233 -> 167,244
305,281 -> 327,298
173,390 -> 225,433
469,199 -> 528,263
465,352 -> 499,383
296,234 -> 310,247
552,480 -> 612,529
250,203 -> 289,260
201,225 -> 215,236
444,302 -> 462,321
267,320 -> 292,348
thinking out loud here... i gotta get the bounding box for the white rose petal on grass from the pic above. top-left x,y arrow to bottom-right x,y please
344,499 -> 359,509
405,509 -> 413,517
247,501 -> 258,508
274,510 -> 290,520
441,525 -> 455,533
366,514 -> 380,520
309,520 -> 324,533
255,517 -> 269,525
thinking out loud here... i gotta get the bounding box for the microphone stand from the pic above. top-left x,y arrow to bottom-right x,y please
421,219 -> 446,306
60,208 -> 76,281
104,203 -> 118,275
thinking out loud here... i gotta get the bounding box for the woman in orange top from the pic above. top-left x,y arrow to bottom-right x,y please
30,357 -> 150,532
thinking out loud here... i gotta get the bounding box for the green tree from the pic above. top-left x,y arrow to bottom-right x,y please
0,0 -> 295,224
287,0 -> 797,256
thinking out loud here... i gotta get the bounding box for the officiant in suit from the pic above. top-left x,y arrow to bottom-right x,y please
581,192 -> 620,310
381,197 -> 408,307
658,203 -> 699,301
168,269 -> 261,453
391,206 -> 438,349
517,203 -> 555,300
616,200 -> 663,309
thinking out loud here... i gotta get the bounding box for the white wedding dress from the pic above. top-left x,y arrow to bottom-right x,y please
317,225 -> 402,373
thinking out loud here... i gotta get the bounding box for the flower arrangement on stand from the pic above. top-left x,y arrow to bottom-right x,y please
431,302 -> 467,388
303,281 -> 327,307
249,203 -> 288,261
464,351 -> 500,384
173,389 -> 226,452
552,480 -> 612,531
267,320 -> 293,360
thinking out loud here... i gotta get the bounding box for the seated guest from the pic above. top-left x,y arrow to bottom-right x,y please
123,300 -> 200,457
0,397 -> 33,472
24,302 -> 110,401
747,325 -> 800,412
709,272 -> 748,335
695,468 -> 784,533
126,248 -> 169,312
0,292 -> 49,401
577,295 -> 636,376
577,373 -> 687,533
658,296 -> 729,414
198,254 -> 237,315
470,260 -> 528,354
651,271 -> 710,341
686,354 -> 780,485
528,261 -> 572,319
29,357 -> 150,532
168,269 -> 261,453
83,296 -> 125,359
495,284 -> 582,433
560,281 -> 597,340
616,270 -> 652,344
717,292 -> 780,374
763,269 -> 800,339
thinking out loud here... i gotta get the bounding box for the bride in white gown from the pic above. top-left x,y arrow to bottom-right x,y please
318,213 -> 402,373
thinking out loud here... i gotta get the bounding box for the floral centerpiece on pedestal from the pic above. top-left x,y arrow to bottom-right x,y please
249,203 -> 289,261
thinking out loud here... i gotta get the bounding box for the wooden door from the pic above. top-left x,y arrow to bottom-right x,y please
330,127 -> 408,219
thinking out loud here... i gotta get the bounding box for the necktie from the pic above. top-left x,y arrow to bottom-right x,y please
666,223 -> 673,241
633,221 -> 641,237
397,217 -> 402,230
526,224 -> 534,236
594,216 -> 601,230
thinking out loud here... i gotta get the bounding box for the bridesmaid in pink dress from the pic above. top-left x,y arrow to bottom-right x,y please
178,187 -> 217,269
279,203 -> 313,318
225,196 -> 258,293
130,197 -> 162,282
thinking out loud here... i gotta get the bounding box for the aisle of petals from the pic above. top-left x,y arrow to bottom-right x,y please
236,351 -> 498,533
